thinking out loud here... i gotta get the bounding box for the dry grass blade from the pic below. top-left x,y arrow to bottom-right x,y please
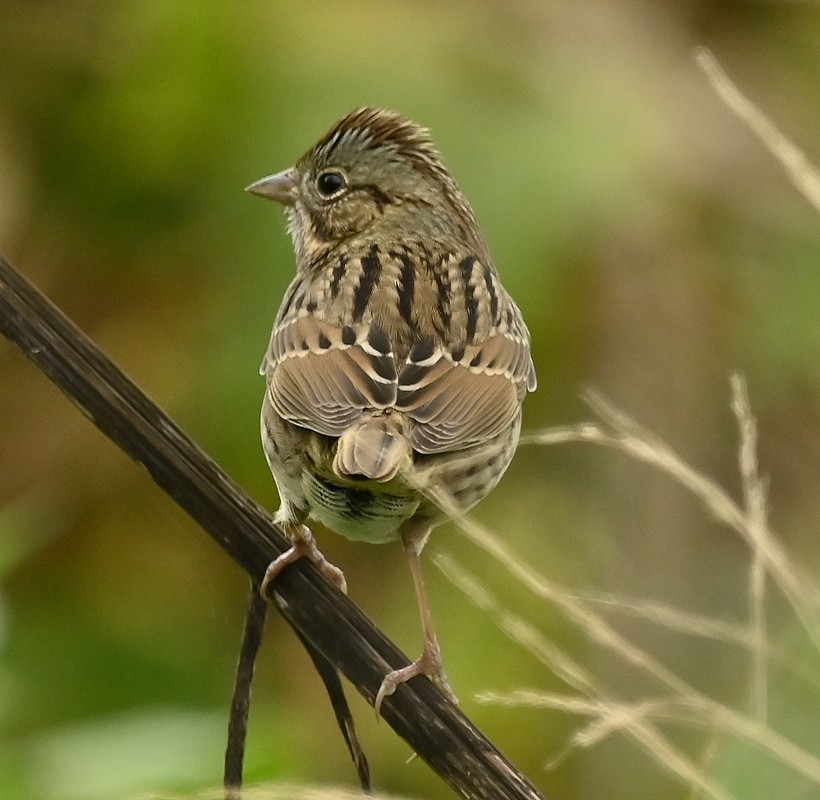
584,386 -> 820,654
566,589 -> 754,647
694,46 -> 820,213
731,374 -> 770,722
430,378 -> 820,790
521,388 -> 820,655
435,552 -> 600,697
555,588 -> 820,693
436,555 -> 739,800
439,548 -> 820,787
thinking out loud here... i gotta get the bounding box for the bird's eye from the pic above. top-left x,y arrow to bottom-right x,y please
316,170 -> 348,198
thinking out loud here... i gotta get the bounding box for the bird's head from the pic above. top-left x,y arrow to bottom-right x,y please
247,107 -> 485,265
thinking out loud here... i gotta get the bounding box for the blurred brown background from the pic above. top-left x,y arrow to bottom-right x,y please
1,2 -> 818,799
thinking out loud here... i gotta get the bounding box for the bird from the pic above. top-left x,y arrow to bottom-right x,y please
248,107 -> 536,711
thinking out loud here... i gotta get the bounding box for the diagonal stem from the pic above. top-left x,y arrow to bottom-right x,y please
0,254 -> 547,800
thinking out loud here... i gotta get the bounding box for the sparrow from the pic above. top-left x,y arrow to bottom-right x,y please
249,106 -> 536,710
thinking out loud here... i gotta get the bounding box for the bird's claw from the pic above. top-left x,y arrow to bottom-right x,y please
374,649 -> 458,716
260,525 -> 347,598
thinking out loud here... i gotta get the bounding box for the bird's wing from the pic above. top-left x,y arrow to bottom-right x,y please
263,317 -> 397,436
396,331 -> 536,454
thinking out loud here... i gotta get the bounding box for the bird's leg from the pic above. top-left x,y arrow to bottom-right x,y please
375,525 -> 458,714
260,523 -> 347,598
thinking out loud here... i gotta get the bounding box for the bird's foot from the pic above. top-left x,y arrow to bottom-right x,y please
374,644 -> 458,715
260,525 -> 347,597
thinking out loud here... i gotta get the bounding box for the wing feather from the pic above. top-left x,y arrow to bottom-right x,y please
397,333 -> 535,454
264,317 -> 397,436
261,255 -> 536,455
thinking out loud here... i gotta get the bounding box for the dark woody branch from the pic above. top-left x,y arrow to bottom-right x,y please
0,254 -> 547,800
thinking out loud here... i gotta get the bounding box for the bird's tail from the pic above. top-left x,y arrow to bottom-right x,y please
333,413 -> 411,482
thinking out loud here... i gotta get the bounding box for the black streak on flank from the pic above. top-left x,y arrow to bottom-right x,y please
483,262 -> 499,323
426,253 -> 451,334
352,245 -> 382,322
278,286 -> 305,320
459,256 -> 478,343
392,250 -> 416,327
329,254 -> 348,299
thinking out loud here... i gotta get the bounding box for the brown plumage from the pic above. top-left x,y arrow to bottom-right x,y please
252,107 -> 535,706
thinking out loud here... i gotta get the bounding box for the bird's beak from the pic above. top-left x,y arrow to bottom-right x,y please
245,166 -> 299,205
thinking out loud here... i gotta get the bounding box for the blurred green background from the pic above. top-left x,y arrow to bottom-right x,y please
1,2 -> 819,799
